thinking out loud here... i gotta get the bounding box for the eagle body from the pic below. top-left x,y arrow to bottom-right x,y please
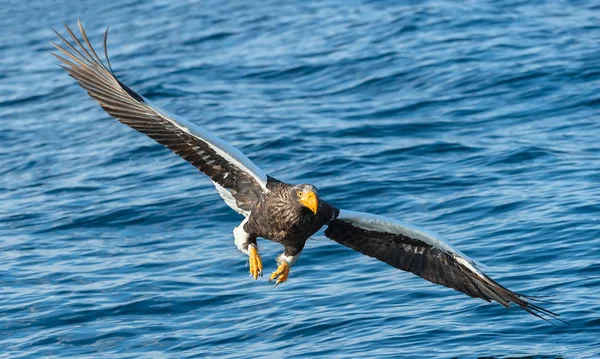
244,179 -> 337,257
51,21 -> 565,324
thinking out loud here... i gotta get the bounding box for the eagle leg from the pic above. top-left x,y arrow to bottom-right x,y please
268,250 -> 301,287
269,262 -> 290,286
248,244 -> 263,280
233,218 -> 262,280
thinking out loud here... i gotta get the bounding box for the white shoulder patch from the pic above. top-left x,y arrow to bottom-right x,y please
142,96 -> 269,191
336,209 -> 486,277
337,209 -> 468,258
336,209 -> 489,280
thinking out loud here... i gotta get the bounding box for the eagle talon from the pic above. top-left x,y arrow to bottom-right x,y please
269,262 -> 290,286
248,245 -> 263,280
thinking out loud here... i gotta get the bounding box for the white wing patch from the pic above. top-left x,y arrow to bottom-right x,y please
143,97 -> 269,191
454,255 -> 485,279
213,182 -> 249,217
336,209 -> 484,278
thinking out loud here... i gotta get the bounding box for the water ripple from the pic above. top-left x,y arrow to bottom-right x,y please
2,0 -> 600,358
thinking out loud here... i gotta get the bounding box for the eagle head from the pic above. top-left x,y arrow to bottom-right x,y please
292,184 -> 319,215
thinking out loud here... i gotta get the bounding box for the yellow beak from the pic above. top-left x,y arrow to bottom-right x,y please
299,191 -> 318,215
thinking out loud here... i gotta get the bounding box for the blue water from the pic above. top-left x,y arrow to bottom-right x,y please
2,0 -> 600,357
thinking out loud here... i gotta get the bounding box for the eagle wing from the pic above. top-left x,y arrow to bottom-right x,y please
325,209 -> 564,323
51,21 -> 267,216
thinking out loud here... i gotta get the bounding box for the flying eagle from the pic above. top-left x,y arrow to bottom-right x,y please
51,21 -> 564,324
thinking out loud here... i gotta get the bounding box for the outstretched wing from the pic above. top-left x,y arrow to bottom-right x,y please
325,209 -> 564,323
51,21 -> 267,216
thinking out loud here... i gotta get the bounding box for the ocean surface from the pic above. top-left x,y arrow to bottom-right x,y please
2,0 -> 600,358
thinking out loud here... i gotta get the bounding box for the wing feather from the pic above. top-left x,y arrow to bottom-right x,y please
325,209 -> 565,324
52,20 -> 268,215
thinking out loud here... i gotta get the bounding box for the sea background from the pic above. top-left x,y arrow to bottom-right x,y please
2,0 -> 600,358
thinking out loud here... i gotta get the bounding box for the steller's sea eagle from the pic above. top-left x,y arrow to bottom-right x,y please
51,20 -> 565,324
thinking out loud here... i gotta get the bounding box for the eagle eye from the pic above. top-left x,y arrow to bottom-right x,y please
297,191 -> 303,197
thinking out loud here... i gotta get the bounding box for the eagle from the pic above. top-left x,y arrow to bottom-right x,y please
52,21 -> 564,324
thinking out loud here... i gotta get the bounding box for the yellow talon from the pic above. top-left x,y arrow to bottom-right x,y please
248,245 -> 263,280
269,262 -> 290,286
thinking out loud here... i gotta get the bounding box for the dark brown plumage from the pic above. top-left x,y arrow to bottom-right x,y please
52,20 -> 565,325
51,23 -> 263,215
325,218 -> 560,322
246,180 -> 337,257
